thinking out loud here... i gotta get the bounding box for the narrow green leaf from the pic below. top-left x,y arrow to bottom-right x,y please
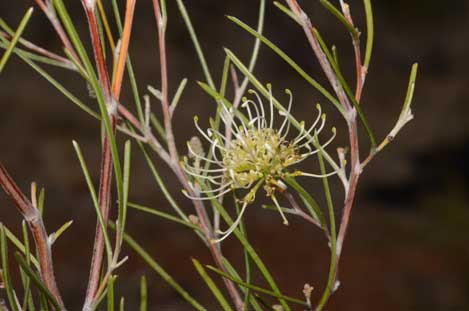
0,39 -> 71,70
170,78 -> 188,113
400,63 -> 418,120
49,220 -> 73,244
38,187 -> 45,216
107,276 -> 115,311
319,0 -> 359,39
21,222 -> 34,311
363,0 -> 374,69
192,259 -> 233,311
53,0 -> 124,214
222,259 -> 263,311
282,176 -> 325,226
137,142 -> 189,222
0,7 -> 33,73
72,141 -> 113,265
116,226 -> 207,311
140,276 -> 147,311
119,297 -> 124,311
207,197 -> 291,311
238,0 -> 266,93
314,134 -> 337,311
0,224 -> 19,311
2,225 -> 39,269
128,202 -> 200,231
116,140 -> 132,249
175,0 -> 215,88
206,265 -> 308,307
197,81 -> 249,125
227,16 -> 345,117
9,47 -> 100,119
273,2 -> 300,25
14,252 -> 60,310
312,28 -> 377,149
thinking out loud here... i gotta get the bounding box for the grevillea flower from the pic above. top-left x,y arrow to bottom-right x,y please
183,86 -> 336,242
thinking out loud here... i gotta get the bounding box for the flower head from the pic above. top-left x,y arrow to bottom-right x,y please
184,86 -> 336,242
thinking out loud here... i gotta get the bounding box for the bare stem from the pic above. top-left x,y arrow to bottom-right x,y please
0,162 -> 66,310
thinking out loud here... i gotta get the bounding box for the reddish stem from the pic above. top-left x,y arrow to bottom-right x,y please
34,0 -> 80,63
81,2 -> 116,309
151,1 -> 243,309
0,163 -> 66,310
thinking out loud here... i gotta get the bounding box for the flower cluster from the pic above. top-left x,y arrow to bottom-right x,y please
183,87 -> 336,242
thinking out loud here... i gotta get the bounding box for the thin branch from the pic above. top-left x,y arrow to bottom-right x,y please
81,1 -> 117,309
284,2 -> 363,310
0,30 -> 75,70
34,0 -> 80,63
0,162 -> 66,310
151,1 -> 243,309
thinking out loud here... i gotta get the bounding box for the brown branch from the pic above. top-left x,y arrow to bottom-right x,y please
86,1 -> 137,304
81,1 -> 117,309
0,162 -> 66,310
33,0 -> 80,63
339,3 -> 365,102
286,0 -> 352,113
285,1 -> 365,309
151,1 -> 244,309
0,30 -> 75,70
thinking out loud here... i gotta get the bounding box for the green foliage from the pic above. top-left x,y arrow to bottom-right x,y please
0,1 -> 418,310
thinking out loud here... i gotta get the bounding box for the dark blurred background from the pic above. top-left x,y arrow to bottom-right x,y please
1,0 -> 469,310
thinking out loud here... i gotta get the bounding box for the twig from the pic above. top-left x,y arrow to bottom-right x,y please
81,1 -> 117,309
33,0 -> 80,63
151,1 -> 244,309
0,30 -> 75,70
0,162 -> 66,310
285,1 -> 363,309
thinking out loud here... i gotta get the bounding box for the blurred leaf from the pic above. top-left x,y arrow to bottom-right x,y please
14,252 -> 60,310
140,276 -> 147,311
283,176 -> 325,227
0,224 -> 19,311
192,259 -> 233,311
0,7 -> 33,73
227,16 -> 345,118
206,265 -> 308,307
319,0 -> 359,39
115,225 -> 207,311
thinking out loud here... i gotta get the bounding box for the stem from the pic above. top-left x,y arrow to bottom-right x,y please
285,1 -> 364,309
0,163 -> 66,310
34,0 -> 79,63
81,1 -> 117,309
151,1 -> 243,309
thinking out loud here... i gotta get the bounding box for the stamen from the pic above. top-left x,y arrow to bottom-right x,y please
242,99 -> 262,130
212,201 -> 249,243
271,194 -> 289,225
196,181 -> 233,194
187,143 -> 221,164
294,104 -> 323,145
182,187 -> 233,201
249,89 -> 267,128
297,128 -> 337,161
267,83 -> 274,128
297,170 -> 338,178
278,89 -> 293,138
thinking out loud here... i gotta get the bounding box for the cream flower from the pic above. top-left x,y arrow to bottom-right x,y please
183,87 -> 336,242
